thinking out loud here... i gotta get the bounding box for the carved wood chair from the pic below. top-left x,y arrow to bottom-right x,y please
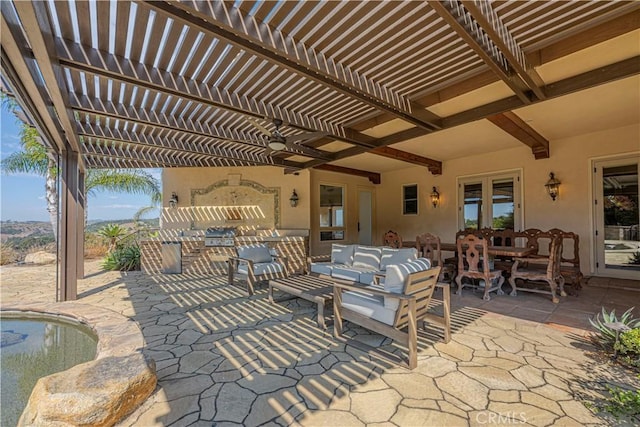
333,264 -> 442,369
383,230 -> 403,249
228,243 -> 288,295
455,234 -> 505,301
415,233 -> 456,283
508,235 -> 566,303
548,228 -> 583,291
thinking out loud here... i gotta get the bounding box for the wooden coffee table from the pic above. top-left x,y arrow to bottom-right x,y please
268,275 -> 334,329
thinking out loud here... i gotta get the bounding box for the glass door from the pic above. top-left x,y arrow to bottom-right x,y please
458,171 -> 521,231
594,156 -> 640,279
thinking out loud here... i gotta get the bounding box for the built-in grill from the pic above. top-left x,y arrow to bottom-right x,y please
204,227 -> 236,247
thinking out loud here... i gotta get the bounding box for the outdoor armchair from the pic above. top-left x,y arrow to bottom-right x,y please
333,261 -> 441,369
228,243 -> 288,295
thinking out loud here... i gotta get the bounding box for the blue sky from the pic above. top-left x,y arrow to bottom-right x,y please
1,108 -> 161,222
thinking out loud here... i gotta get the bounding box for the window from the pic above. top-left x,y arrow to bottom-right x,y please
458,171 -> 522,230
319,184 -> 345,241
403,184 -> 418,215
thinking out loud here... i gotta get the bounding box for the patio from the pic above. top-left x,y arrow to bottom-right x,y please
2,261 -> 638,426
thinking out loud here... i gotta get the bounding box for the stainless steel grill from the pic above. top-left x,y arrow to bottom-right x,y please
204,227 -> 236,247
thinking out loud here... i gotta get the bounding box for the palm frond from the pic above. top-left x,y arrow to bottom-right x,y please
86,169 -> 161,200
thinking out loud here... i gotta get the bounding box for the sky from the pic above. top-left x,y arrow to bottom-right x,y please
1,108 -> 161,222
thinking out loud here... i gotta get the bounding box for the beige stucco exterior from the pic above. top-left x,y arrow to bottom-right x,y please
162,122 -> 639,276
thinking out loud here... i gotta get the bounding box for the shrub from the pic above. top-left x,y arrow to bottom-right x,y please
596,378 -> 640,422
590,307 -> 640,349
0,243 -> 18,265
102,244 -> 140,271
616,328 -> 640,369
84,232 -> 109,259
97,224 -> 128,253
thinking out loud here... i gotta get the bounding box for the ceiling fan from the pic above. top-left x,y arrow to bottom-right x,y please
247,118 -> 328,154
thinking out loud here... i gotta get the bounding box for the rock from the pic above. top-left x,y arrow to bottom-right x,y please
19,353 -> 157,427
24,251 -> 57,265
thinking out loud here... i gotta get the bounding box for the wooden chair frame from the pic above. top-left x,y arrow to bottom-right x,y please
333,266 -> 442,370
416,233 -> 456,283
228,252 -> 288,296
508,235 -> 565,303
455,234 -> 505,301
383,230 -> 403,249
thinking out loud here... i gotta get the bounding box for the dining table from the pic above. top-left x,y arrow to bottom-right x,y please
439,242 -> 536,258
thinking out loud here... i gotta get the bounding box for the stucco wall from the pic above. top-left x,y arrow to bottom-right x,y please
162,167 -> 311,231
375,123 -> 640,275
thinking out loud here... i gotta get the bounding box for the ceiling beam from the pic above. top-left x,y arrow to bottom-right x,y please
352,56 -> 640,156
369,146 -> 442,175
313,164 -> 381,185
462,0 -> 545,100
9,1 -> 83,157
144,0 -> 441,132
429,0 -> 532,104
68,94 -> 318,165
56,38 -> 343,138
82,142 -> 253,169
486,112 -> 549,159
76,122 -> 302,169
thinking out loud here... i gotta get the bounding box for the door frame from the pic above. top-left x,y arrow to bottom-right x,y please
590,152 -> 640,279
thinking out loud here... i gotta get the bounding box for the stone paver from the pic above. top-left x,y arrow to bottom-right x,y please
1,260 -> 639,426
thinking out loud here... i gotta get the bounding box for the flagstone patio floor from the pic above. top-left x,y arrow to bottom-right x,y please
1,261 -> 638,426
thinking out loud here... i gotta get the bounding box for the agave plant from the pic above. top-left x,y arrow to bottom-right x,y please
590,307 -> 640,348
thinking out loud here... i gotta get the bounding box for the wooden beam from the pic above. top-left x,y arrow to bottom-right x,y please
486,112 -> 549,159
429,0 -> 532,104
11,1 -> 83,156
363,56 -> 640,153
314,164 -> 381,185
145,1 -> 441,131
370,146 -> 442,175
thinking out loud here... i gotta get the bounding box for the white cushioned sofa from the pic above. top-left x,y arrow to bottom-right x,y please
309,244 -> 418,286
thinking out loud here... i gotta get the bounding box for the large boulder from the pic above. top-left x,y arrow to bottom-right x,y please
24,251 -> 57,265
19,353 -> 156,427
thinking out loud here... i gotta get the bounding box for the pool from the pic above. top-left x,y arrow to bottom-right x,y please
0,302 -> 156,426
1,317 -> 98,427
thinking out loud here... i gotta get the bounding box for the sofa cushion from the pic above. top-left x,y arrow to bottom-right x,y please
380,247 -> 418,271
331,265 -> 378,283
309,262 -> 334,276
352,245 -> 383,270
342,291 -> 396,325
331,244 -> 356,265
237,244 -> 272,263
238,261 -> 284,275
383,258 -> 432,294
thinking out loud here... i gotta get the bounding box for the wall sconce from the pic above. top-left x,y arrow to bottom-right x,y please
168,192 -> 179,208
545,172 -> 561,201
430,186 -> 440,208
289,189 -> 299,207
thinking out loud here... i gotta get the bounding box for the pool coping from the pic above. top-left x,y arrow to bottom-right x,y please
1,302 -> 157,426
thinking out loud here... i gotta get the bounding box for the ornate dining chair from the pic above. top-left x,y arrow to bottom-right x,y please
383,230 -> 403,248
415,233 -> 455,283
508,235 -> 566,303
455,234 -> 505,301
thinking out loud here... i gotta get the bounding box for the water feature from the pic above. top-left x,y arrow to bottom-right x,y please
1,316 -> 97,426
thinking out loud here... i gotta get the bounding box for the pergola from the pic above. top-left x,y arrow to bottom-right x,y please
1,1 -> 638,300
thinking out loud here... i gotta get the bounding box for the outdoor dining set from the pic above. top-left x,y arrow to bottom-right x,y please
225,227 -> 583,369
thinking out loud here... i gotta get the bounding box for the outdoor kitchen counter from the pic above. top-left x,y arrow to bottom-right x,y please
140,234 -> 309,275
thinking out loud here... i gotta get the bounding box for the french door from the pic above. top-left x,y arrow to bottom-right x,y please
457,170 -> 522,231
593,155 -> 640,279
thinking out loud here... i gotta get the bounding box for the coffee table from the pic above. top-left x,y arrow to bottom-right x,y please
268,275 -> 334,329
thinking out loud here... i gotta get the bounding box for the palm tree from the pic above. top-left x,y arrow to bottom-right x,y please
1,99 -> 161,239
